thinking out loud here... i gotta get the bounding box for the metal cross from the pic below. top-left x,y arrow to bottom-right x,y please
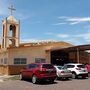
8,5 -> 16,15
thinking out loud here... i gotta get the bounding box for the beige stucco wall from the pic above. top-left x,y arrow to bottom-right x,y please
0,42 -> 73,75
0,42 -> 73,65
8,43 -> 70,65
8,46 -> 48,65
7,42 -> 73,65
0,49 -> 8,65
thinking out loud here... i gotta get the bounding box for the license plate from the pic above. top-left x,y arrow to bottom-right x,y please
83,70 -> 86,72
81,70 -> 86,72
46,69 -> 53,71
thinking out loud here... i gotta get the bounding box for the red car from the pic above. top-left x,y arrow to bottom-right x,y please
20,63 -> 56,84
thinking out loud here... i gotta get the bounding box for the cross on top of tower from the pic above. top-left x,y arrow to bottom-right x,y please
8,5 -> 16,15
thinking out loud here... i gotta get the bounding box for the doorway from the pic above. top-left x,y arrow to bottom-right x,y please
51,50 -> 69,66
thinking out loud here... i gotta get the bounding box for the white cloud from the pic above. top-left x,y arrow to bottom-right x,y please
58,16 -> 69,19
45,32 -> 70,38
20,38 -> 57,43
64,38 -> 83,45
67,17 -> 90,25
77,33 -> 90,42
57,34 -> 69,38
20,38 -> 38,43
52,22 -> 66,25
58,16 -> 90,25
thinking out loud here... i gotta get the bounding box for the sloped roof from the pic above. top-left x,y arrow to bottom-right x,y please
50,44 -> 90,51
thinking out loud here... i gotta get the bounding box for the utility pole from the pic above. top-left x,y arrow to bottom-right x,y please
76,48 -> 80,63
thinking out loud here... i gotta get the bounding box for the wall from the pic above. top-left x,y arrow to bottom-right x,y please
0,65 -> 8,75
8,46 -> 47,65
69,51 -> 90,64
0,42 -> 73,75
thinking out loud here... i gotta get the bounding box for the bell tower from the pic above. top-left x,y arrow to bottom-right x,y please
1,5 -> 20,48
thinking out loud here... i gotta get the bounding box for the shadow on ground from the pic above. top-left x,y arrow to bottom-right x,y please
22,79 -> 58,85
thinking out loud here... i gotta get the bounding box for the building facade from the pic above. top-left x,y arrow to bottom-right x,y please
0,15 -> 73,75
0,14 -> 90,75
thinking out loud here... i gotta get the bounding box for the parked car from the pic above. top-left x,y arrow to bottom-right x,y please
54,65 -> 72,80
63,63 -> 88,79
20,63 -> 56,84
85,64 -> 90,73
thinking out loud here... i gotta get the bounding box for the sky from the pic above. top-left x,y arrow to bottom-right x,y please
0,0 -> 90,45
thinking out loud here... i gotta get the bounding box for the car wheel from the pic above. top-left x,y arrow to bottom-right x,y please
32,75 -> 37,84
65,77 -> 69,80
49,79 -> 54,83
72,73 -> 76,79
82,76 -> 88,79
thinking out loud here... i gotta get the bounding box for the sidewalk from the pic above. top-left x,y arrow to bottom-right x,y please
0,75 -> 20,82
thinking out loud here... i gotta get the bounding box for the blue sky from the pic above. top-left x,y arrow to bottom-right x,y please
0,0 -> 90,45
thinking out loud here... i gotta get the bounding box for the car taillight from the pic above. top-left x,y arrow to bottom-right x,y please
61,71 -> 65,73
39,68 -> 46,73
76,68 -> 81,70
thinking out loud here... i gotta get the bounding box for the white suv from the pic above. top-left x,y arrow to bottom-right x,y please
63,63 -> 88,79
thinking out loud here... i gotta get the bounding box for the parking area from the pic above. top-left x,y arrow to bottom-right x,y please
0,78 -> 90,90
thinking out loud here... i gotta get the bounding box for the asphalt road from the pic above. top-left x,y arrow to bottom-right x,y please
0,78 -> 90,90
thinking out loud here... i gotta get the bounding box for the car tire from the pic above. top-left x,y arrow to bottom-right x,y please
72,72 -> 76,79
32,75 -> 37,84
49,79 -> 54,83
82,76 -> 88,79
65,77 -> 70,80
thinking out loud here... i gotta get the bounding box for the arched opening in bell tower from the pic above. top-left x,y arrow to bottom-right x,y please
9,24 -> 16,47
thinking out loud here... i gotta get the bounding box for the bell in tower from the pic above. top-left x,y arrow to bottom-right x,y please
1,5 -> 20,48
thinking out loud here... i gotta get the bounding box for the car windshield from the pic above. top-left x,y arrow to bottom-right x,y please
57,66 -> 62,70
77,65 -> 85,68
42,64 -> 53,69
61,66 -> 67,69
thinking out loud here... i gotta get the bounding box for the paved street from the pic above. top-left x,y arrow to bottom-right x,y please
0,78 -> 90,90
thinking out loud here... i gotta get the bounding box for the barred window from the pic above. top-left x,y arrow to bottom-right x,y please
35,58 -> 46,63
14,58 -> 27,65
0,59 -> 3,65
0,58 -> 7,65
4,58 -> 7,64
1,59 -> 3,64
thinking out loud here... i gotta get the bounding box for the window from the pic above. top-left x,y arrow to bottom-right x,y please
27,64 -> 38,69
0,58 -> 7,65
4,58 -> 7,64
77,65 -> 85,68
14,58 -> 27,65
0,59 -> 3,65
35,58 -> 46,63
57,66 -> 63,70
67,65 -> 75,68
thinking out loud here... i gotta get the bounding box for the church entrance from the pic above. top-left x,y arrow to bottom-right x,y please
51,50 -> 70,66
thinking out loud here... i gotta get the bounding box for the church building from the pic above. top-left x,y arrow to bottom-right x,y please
0,6 -> 90,75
